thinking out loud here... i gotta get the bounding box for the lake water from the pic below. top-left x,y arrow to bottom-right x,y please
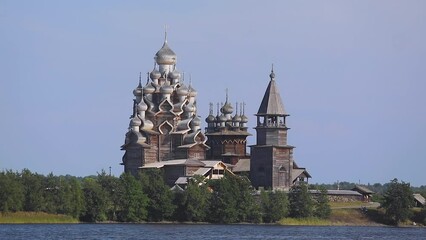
1,224 -> 425,240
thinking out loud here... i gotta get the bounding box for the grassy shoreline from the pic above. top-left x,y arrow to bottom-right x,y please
0,212 -> 79,224
1,209 -> 423,227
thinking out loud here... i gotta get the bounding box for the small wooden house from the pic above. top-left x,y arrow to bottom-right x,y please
413,193 -> 425,207
352,185 -> 375,202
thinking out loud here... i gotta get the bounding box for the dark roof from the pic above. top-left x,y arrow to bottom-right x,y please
257,79 -> 287,116
352,185 -> 374,194
310,190 -> 362,196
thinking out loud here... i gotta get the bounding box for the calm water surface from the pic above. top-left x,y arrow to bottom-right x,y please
1,224 -> 425,240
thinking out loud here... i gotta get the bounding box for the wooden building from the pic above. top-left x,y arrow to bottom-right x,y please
121,35 -> 311,190
204,94 -> 251,165
250,69 -> 310,190
352,185 -> 375,202
121,35 -> 209,177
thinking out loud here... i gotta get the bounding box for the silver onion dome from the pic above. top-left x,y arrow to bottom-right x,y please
130,116 -> 141,127
155,41 -> 177,65
190,116 -> 201,127
188,85 -> 197,97
184,103 -> 195,112
240,114 -> 248,123
221,102 -> 233,114
133,80 -> 143,96
150,69 -> 161,80
205,114 -> 216,123
143,83 -> 155,94
160,83 -> 173,94
233,114 -> 242,123
137,100 -> 148,112
169,69 -> 181,80
176,84 -> 189,96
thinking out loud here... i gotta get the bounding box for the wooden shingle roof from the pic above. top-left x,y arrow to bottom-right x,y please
414,193 -> 425,206
257,77 -> 287,116
352,185 -> 375,195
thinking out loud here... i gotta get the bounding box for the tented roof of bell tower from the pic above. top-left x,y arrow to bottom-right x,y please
256,70 -> 287,116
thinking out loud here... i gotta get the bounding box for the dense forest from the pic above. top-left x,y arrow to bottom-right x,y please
1,169 -> 425,223
0,169 -> 332,223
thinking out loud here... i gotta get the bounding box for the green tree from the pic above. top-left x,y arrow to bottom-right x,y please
382,178 -> 415,225
81,177 -> 108,222
97,171 -> 121,221
207,174 -> 238,223
172,189 -> 186,222
21,169 -> 45,212
174,175 -> 211,222
313,187 -> 331,219
288,183 -> 313,218
64,177 -> 84,218
139,169 -> 175,222
233,176 -> 261,223
43,173 -> 62,213
261,190 -> 288,223
116,173 -> 148,222
206,174 -> 259,223
0,170 -> 24,212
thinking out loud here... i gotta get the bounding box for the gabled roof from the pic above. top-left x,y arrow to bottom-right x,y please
232,158 -> 250,172
201,160 -> 224,168
413,193 -> 425,206
257,74 -> 287,116
193,167 -> 211,176
170,184 -> 184,192
175,177 -> 189,185
291,168 -> 311,182
352,185 -> 374,195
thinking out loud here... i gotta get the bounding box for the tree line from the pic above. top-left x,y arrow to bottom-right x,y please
0,169 -> 331,223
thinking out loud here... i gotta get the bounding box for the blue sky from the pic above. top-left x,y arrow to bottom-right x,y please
1,0 -> 425,186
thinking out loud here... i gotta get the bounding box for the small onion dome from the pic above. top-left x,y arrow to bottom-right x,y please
240,114 -> 248,123
150,69 -> 161,80
176,84 -> 189,96
155,41 -> 177,65
141,119 -> 154,130
184,103 -> 195,112
160,83 -> 173,94
129,116 -> 141,127
188,85 -> 197,97
221,102 -> 233,114
190,116 -> 201,127
219,114 -> 227,122
233,114 -> 242,123
133,82 -> 143,96
205,114 -> 216,123
169,69 -> 181,80
137,100 -> 148,112
143,83 -> 155,94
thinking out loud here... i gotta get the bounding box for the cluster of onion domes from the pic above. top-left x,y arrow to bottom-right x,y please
205,99 -> 248,131
127,36 -> 203,140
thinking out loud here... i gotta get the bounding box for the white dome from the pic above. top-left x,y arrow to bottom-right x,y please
143,83 -> 155,94
150,69 -> 161,80
155,41 -> 177,65
137,100 -> 148,112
